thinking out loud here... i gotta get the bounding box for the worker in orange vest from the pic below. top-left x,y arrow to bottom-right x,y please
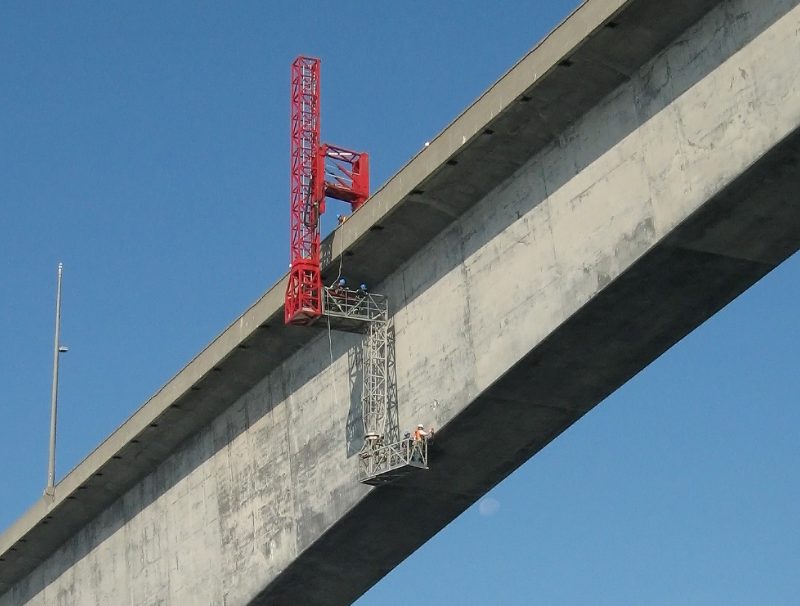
414,424 -> 429,441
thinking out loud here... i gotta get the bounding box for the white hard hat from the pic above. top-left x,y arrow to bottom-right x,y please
417,424 -> 424,428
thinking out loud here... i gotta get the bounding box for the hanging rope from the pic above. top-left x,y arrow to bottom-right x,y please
329,227 -> 345,287
327,315 -> 340,414
326,225 -> 345,412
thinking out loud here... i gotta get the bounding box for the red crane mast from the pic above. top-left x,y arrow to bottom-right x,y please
285,56 -> 369,326
284,58 -> 432,485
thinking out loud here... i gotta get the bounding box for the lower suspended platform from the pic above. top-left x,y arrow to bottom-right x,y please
358,438 -> 429,486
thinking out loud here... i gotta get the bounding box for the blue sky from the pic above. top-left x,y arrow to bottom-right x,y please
1,2 -> 798,604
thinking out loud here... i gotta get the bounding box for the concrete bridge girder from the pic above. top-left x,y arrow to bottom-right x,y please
2,0 -> 800,604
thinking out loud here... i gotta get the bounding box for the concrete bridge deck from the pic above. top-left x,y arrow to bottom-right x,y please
2,0 -> 799,603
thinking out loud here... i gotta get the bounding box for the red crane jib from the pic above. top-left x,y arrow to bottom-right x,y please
285,56 -> 370,326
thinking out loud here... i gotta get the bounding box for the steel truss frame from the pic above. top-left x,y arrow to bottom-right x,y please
286,57 -> 322,325
323,287 -> 387,324
358,438 -> 428,486
286,57 -> 421,485
286,56 -> 369,326
361,302 -> 389,443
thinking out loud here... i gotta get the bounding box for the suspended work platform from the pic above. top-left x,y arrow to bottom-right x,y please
322,286 -> 388,333
358,437 -> 428,486
282,56 -> 430,486
320,284 -> 430,486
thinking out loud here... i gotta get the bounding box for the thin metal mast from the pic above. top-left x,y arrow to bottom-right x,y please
46,262 -> 64,495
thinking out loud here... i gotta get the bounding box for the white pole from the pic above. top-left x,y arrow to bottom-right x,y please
46,262 -> 63,495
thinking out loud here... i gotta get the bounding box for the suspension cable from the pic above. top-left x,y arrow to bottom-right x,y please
327,315 -> 340,413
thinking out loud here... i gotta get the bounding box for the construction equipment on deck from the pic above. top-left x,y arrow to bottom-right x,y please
284,57 -> 428,486
286,56 -> 369,327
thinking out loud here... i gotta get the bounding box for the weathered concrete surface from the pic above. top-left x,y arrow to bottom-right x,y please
2,0 -> 800,603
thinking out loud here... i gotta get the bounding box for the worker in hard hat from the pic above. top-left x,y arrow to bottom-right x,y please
329,276 -> 346,299
411,424 -> 433,464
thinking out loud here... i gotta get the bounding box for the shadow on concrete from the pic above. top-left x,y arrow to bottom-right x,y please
254,123 -> 800,606
345,338 -> 364,457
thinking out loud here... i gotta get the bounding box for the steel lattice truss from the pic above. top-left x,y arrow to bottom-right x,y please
334,293 -> 429,484
361,302 -> 389,441
285,57 -> 369,326
322,288 -> 388,324
286,57 -> 425,485
286,57 -> 323,326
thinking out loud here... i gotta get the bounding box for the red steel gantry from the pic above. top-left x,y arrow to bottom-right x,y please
284,56 -> 429,485
285,56 -> 369,326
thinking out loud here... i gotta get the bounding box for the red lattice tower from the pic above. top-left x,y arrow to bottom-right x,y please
285,57 -> 369,326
